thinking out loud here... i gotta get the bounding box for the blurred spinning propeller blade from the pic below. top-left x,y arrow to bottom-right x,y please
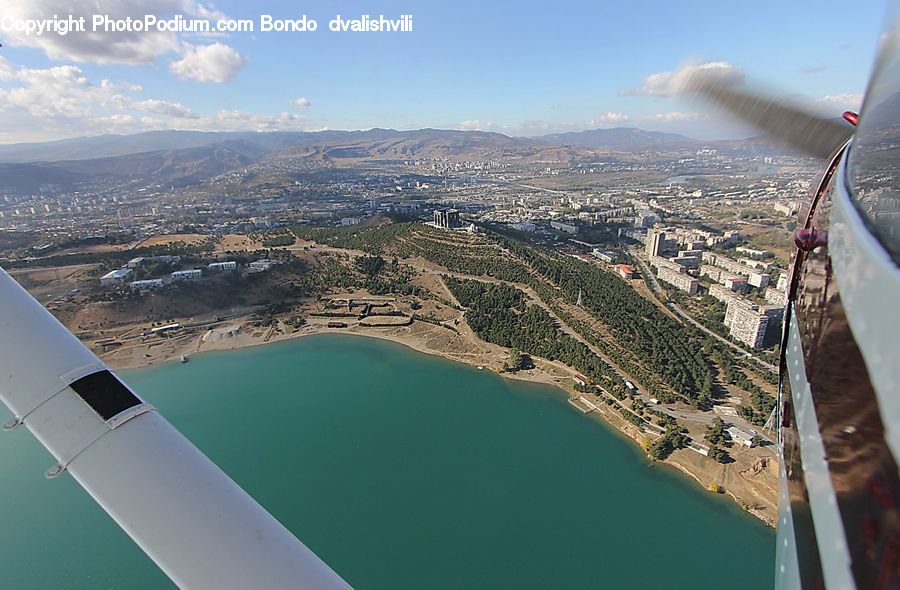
683,72 -> 854,159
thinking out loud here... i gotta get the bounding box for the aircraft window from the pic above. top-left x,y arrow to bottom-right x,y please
846,48 -> 900,265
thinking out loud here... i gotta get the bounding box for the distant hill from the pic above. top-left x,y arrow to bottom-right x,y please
0,127 -> 698,166
0,128 -> 598,192
0,126 -> 801,193
0,130 -> 411,164
0,131 -> 240,163
533,127 -> 700,150
0,139 -> 269,193
274,128 -> 592,163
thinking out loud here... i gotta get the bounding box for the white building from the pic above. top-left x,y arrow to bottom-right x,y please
739,258 -> 774,273
550,221 -> 578,235
724,276 -> 749,293
615,264 -> 635,279
130,279 -> 164,292
672,256 -> 700,269
249,259 -> 277,272
128,255 -> 181,268
748,272 -> 771,289
510,222 -> 536,232
635,210 -> 658,228
708,284 -> 739,304
171,269 -> 202,281
645,229 -> 667,257
724,299 -> 769,348
650,255 -> 685,274
100,268 -> 133,287
727,426 -> 755,447
208,261 -> 237,272
658,266 -> 699,295
774,202 -> 799,217
591,249 -> 619,263
764,287 -> 787,306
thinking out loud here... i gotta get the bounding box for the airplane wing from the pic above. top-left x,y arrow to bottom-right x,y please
0,266 -> 352,590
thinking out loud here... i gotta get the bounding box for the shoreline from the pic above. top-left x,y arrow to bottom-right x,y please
102,319 -> 776,528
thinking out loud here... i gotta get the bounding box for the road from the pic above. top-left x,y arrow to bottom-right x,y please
628,249 -> 777,374
666,301 -> 778,373
629,251 -> 665,295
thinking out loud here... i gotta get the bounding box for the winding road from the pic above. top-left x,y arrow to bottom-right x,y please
628,249 -> 777,374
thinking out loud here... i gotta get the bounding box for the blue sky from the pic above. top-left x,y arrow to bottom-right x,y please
0,0 -> 890,142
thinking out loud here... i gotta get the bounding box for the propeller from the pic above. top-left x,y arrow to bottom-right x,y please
682,72 -> 854,159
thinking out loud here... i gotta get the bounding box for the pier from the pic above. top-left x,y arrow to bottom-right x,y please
568,396 -> 603,414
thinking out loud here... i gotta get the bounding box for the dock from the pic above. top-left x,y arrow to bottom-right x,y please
568,396 -> 604,414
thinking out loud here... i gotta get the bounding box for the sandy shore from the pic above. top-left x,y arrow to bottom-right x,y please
102,314 -> 572,386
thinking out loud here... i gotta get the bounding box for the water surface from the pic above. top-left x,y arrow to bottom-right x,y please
0,334 -> 774,589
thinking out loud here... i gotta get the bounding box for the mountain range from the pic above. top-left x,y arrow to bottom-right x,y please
0,127 -> 787,193
0,127 -> 701,164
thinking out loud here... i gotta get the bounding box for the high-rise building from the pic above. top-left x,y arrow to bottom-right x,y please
433,209 -> 460,229
723,299 -> 782,348
635,210 -> 658,228
645,229 -> 666,257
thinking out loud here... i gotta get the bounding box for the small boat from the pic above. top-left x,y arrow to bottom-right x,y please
477,366 -> 484,370
180,355 -> 189,364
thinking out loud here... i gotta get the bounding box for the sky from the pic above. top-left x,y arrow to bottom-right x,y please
0,0 -> 890,143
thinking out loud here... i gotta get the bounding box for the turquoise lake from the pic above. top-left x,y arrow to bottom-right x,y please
0,334 -> 774,589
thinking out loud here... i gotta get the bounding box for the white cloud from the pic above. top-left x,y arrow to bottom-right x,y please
101,79 -> 143,93
187,1 -> 229,22
210,110 -> 312,132
1,0 -> 245,83
1,0 -> 185,64
169,43 -> 246,83
0,58 -> 317,142
0,59 -> 15,80
621,61 -> 745,97
458,120 -> 496,131
815,93 -> 864,111
134,99 -> 198,119
589,112 -> 630,125
654,111 -> 701,122
292,97 -> 311,109
1,61 -> 99,119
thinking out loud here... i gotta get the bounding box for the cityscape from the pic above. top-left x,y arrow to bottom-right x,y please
0,1 -> 892,588
0,127 -> 816,538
